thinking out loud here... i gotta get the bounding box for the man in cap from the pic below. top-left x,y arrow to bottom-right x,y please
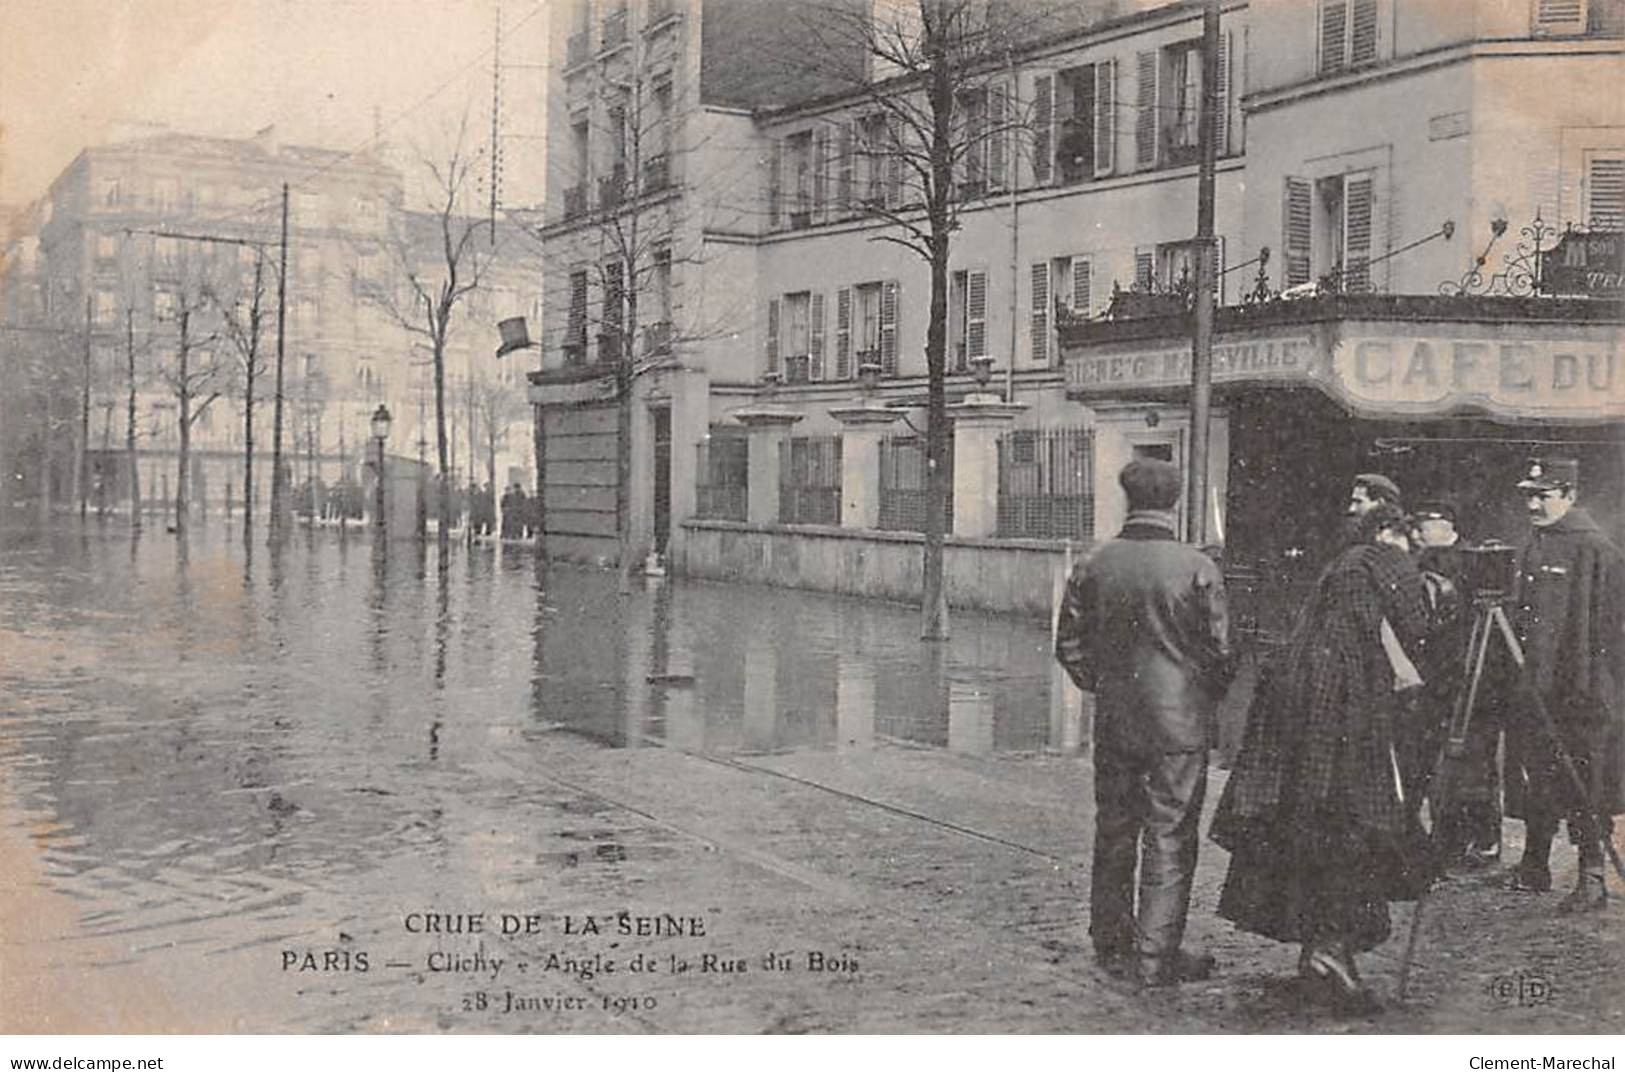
1056,457 -> 1236,987
1345,473 -> 1403,545
1410,499 -> 1502,868
1502,457 -> 1625,911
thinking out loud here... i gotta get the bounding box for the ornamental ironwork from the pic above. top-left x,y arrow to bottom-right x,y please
1438,213 -> 1558,297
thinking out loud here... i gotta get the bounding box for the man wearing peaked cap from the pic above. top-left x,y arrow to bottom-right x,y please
1501,456 -> 1625,912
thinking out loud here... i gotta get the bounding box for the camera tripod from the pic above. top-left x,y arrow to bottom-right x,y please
1398,594 -> 1624,997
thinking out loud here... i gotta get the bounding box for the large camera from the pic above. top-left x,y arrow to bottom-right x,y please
1460,540 -> 1519,600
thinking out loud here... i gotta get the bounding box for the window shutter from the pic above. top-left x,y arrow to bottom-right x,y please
1071,256 -> 1092,316
1135,51 -> 1157,169
1343,172 -> 1374,292
1320,0 -> 1348,74
1033,73 -> 1053,185
988,82 -> 1008,191
1030,261 -> 1049,365
1215,31 -> 1231,156
879,280 -> 899,377
768,140 -> 782,229
765,297 -> 780,375
1350,0 -> 1378,65
967,270 -> 988,360
813,128 -> 829,221
1588,154 -> 1625,228
835,287 -> 853,379
1534,0 -> 1588,34
886,121 -> 905,207
810,292 -> 827,380
1134,250 -> 1154,290
1283,176 -> 1313,286
838,121 -> 855,210
1093,59 -> 1116,177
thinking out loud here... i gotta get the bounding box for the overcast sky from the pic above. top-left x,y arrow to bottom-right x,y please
0,0 -> 550,208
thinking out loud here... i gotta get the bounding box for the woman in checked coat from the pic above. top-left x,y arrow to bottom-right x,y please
1209,502 -> 1431,1008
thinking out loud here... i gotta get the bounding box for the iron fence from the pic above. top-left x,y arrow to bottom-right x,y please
779,435 -> 841,526
878,435 -> 953,533
996,427 -> 1094,541
694,435 -> 748,521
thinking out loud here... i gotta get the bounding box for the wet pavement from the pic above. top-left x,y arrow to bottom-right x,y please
0,521 -> 1620,1034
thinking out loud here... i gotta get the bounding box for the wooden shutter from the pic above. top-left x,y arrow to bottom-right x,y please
1283,176 -> 1313,286
886,121 -> 904,206
835,287 -> 852,379
988,82 -> 1008,191
1033,73 -> 1053,185
1030,261 -> 1049,365
1588,154 -> 1625,228
765,297 -> 780,375
966,270 -> 987,360
1350,0 -> 1378,65
879,280 -> 899,377
1135,50 -> 1157,169
1320,0 -> 1348,73
1134,249 -> 1154,290
838,121 -> 855,211
768,140 -> 782,229
1093,59 -> 1116,178
810,292 -> 827,380
1071,256 -> 1091,316
1343,172 -> 1374,292
813,127 -> 829,221
1215,31 -> 1231,156
1534,0 -> 1587,34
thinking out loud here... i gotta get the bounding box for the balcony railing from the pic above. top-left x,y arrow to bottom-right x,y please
641,320 -> 673,357
563,183 -> 588,219
566,30 -> 590,67
563,341 -> 587,367
598,168 -> 626,211
602,7 -> 628,49
642,153 -> 670,194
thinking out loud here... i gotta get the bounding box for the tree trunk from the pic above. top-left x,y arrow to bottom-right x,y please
127,310 -> 141,530
75,297 -> 91,522
37,392 -> 53,528
617,290 -> 638,594
244,258 -> 263,538
175,310 -> 191,536
919,19 -> 953,642
433,332 -> 450,545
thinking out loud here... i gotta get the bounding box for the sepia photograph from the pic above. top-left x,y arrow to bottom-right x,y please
0,0 -> 1622,1051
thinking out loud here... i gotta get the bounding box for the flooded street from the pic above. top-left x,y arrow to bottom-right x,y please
1,522 -> 1620,1034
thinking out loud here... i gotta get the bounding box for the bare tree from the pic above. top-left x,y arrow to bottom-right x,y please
152,274 -> 225,536
783,0 -> 1056,640
355,122 -> 493,545
207,250 -> 270,537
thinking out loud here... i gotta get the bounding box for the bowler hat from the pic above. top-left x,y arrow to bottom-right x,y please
1515,457 -> 1579,492
1354,472 -> 1402,505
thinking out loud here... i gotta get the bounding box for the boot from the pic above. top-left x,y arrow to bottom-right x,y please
1557,872 -> 1607,915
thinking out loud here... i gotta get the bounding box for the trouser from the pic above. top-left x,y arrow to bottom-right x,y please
1515,714 -> 1614,873
1090,747 -> 1208,960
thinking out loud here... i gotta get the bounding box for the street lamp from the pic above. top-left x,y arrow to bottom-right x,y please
370,403 -> 392,537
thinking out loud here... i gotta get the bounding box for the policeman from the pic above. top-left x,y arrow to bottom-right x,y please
1501,457 -> 1625,912
1411,499 -> 1501,868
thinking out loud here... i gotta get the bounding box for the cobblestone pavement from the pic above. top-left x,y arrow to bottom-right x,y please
0,525 -> 1620,1034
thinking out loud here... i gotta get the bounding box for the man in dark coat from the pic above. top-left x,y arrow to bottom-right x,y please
1210,502 -> 1429,1007
1056,457 -> 1234,987
1501,457 -> 1625,912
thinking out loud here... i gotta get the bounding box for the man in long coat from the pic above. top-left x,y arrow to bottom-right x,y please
1502,457 -> 1625,912
1210,502 -> 1429,1005
1055,457 -> 1234,987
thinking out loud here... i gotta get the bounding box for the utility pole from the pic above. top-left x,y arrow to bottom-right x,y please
76,294 -> 92,521
1187,0 -> 1220,546
127,309 -> 140,530
271,182 -> 290,540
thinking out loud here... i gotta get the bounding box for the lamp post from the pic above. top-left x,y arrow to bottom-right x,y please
370,403 -> 392,539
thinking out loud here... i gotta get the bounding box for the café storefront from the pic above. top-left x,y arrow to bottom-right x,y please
1061,294 -> 1625,647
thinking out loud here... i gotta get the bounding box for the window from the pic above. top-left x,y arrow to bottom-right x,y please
1533,0 -> 1588,34
100,178 -> 121,207
155,237 -> 181,271
778,291 -> 811,381
1282,171 -> 1376,291
155,289 -> 177,320
949,269 -> 988,371
788,132 -> 814,227
958,88 -> 988,198
1165,43 -> 1203,163
600,260 -> 623,362
95,234 -> 118,264
94,289 -> 118,326
1054,62 -> 1113,184
1586,152 -> 1624,227
1319,0 -> 1380,75
860,115 -> 891,207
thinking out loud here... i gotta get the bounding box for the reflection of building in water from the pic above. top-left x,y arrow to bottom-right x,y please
947,683 -> 995,758
835,656 -> 875,753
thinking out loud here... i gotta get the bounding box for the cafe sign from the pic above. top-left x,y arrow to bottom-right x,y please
1066,334 -> 1319,391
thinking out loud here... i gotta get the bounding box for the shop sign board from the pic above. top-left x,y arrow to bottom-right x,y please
527,374 -> 617,406
1539,230 -> 1623,297
1065,334 -> 1319,391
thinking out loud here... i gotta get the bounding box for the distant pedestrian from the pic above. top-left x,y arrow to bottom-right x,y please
1055,457 -> 1235,988
1501,457 -> 1624,912
1210,501 -> 1429,1010
499,484 -> 517,540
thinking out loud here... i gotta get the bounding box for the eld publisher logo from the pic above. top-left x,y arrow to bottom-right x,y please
1487,969 -> 1553,1007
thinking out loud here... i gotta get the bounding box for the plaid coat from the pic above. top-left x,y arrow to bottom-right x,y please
1212,543 -> 1430,845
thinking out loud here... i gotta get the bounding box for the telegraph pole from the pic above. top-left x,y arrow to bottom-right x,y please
271,182 -> 290,539
127,309 -> 140,530
77,294 -> 92,521
1187,0 -> 1221,546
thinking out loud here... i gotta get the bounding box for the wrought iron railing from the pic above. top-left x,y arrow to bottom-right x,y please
996,427 -> 1093,541
878,435 -> 953,533
642,153 -> 670,194
597,332 -> 623,365
695,436 -> 748,521
779,435 -> 841,526
597,169 -> 626,211
782,353 -> 811,383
